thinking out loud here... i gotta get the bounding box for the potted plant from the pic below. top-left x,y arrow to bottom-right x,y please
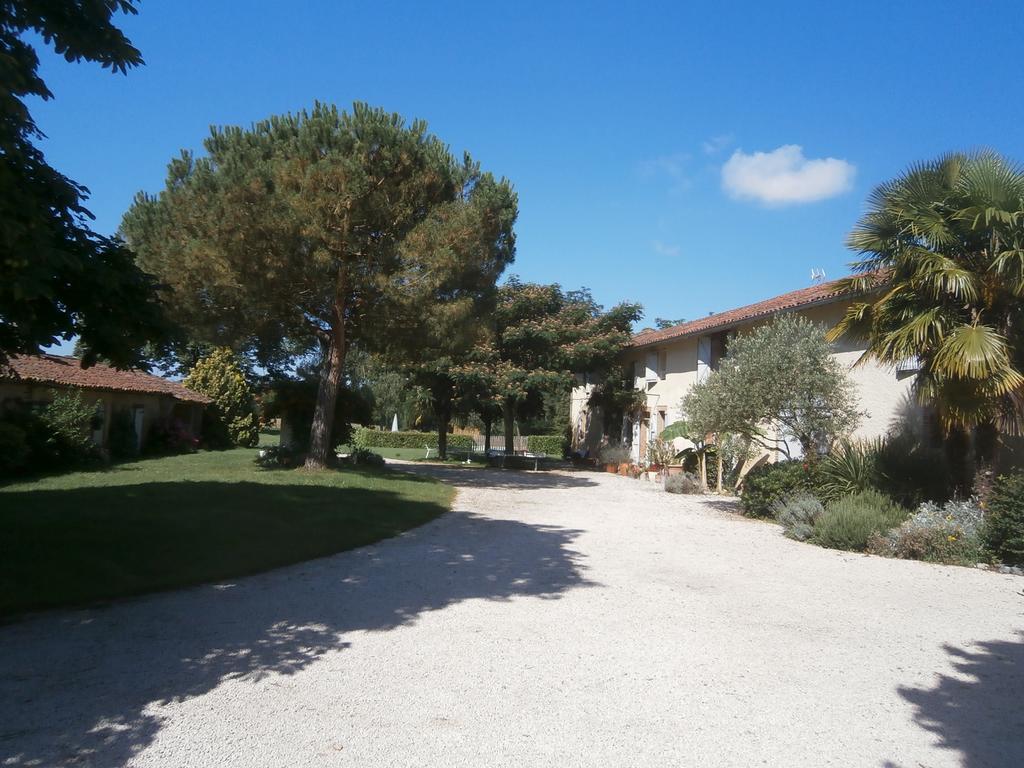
598,442 -> 631,473
645,438 -> 674,482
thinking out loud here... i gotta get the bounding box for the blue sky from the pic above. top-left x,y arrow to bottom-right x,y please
30,0 -> 1024,333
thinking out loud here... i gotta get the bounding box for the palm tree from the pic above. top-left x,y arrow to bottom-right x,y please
829,151 -> 1024,465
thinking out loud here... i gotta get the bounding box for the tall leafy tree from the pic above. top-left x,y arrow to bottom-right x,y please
467,280 -> 641,454
0,0 -> 171,368
123,103 -> 509,468
829,152 -> 1024,453
184,349 -> 259,448
384,169 -> 517,459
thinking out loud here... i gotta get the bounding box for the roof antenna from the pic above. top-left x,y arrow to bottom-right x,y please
810,268 -> 826,284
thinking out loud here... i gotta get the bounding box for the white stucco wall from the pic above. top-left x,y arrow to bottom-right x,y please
570,297 -> 918,455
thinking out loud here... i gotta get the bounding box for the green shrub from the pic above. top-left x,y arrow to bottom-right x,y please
868,498 -> 984,564
254,444 -> 303,468
812,490 -> 908,551
869,525 -> 983,565
664,472 -> 701,494
819,435 -> 952,508
146,417 -> 199,456
0,422 -> 30,474
349,447 -> 386,468
0,391 -> 101,474
1,409 -> 59,469
527,434 -> 566,457
184,349 -> 259,448
41,389 -> 99,465
772,492 -> 824,541
352,428 -> 474,451
982,472 -> 1024,565
740,460 -> 824,518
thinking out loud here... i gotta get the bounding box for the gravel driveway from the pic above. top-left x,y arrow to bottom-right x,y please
2,465 -> 1022,767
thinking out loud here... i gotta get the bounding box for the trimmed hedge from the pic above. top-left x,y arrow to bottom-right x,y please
526,434 -> 566,457
352,428 -> 474,451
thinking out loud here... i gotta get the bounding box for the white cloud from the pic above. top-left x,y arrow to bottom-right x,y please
721,145 -> 855,205
702,133 -> 734,155
652,240 -> 681,257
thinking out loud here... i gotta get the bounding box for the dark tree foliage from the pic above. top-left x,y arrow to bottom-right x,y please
460,279 -> 641,454
0,1 -> 171,368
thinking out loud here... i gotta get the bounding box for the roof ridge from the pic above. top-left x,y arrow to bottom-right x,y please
631,275 -> 861,348
2,354 -> 211,404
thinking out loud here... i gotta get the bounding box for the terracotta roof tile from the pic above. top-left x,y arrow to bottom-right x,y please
631,276 -> 865,349
1,355 -> 212,404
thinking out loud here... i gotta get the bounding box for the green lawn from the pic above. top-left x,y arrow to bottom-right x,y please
0,449 -> 453,618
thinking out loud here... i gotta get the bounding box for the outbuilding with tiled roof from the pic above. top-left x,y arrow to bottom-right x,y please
0,355 -> 210,453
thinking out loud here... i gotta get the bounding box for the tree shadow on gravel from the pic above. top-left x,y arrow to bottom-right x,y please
0,508 -> 594,767
885,632 -> 1024,768
393,463 -> 599,490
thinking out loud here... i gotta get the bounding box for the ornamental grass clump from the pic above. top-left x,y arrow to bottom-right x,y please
812,490 -> 907,551
819,440 -> 880,503
771,492 -> 824,541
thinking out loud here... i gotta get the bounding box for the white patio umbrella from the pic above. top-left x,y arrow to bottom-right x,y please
391,413 -> 399,432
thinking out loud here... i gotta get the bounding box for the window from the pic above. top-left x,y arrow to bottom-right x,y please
645,352 -> 659,382
658,350 -> 667,380
710,333 -> 727,371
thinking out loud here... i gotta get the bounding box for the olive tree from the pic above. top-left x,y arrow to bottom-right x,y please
684,315 -> 862,459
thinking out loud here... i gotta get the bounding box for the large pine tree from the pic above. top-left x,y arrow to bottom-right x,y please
123,103 -> 516,467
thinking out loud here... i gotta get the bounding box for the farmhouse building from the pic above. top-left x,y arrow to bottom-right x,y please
571,277 -> 918,463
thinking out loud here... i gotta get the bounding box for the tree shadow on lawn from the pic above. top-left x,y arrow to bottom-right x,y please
0,484 -> 594,766
392,463 -> 600,490
885,632 -> 1024,768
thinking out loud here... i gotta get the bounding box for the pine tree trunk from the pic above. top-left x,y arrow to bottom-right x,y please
699,451 -> 708,492
305,322 -> 345,470
437,419 -> 448,461
503,400 -> 515,455
483,416 -> 492,453
716,448 -> 723,494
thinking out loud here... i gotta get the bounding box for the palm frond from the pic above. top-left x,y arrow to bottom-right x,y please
903,246 -> 978,301
931,324 -> 1020,384
826,301 -> 872,344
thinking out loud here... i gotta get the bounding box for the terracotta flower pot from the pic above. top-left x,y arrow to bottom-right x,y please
604,463 -> 618,474
618,462 -> 631,476
666,465 -> 684,476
